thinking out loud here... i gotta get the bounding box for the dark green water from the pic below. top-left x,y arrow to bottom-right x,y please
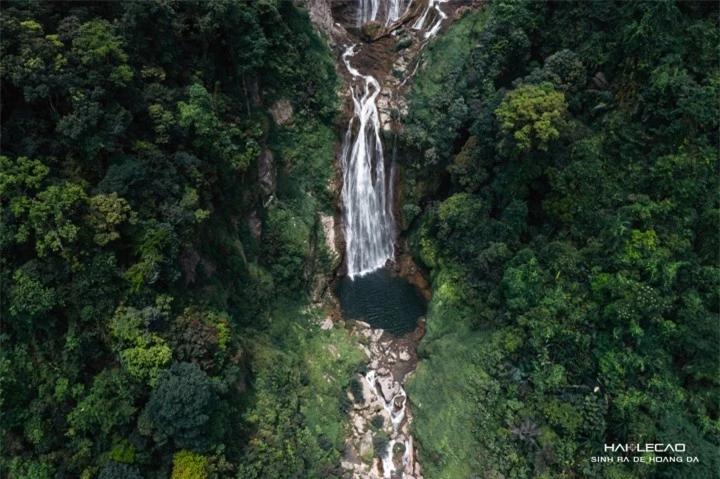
335,268 -> 427,336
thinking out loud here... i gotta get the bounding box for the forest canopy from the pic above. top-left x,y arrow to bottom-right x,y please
1,0 -> 718,478
400,1 -> 719,478
1,1 -> 355,477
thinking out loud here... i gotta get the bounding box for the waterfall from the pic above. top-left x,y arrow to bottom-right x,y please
382,440 -> 396,478
356,0 -> 380,26
412,0 -> 448,38
385,0 -> 411,25
358,0 -> 411,27
344,1 -> 450,279
341,46 -> 395,279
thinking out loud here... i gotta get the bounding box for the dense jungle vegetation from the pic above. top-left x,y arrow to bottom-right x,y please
2,1 -> 718,478
400,1 -> 719,478
1,2 -> 364,478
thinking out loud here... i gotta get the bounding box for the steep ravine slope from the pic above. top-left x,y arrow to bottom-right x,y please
397,2 -> 719,479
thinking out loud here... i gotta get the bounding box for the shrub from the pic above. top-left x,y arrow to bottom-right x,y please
373,431 -> 390,458
349,378 -> 365,403
370,415 -> 384,429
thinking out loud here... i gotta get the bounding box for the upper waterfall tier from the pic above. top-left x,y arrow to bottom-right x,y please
356,0 -> 412,27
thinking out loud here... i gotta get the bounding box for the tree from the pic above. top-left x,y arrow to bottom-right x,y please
171,450 -> 208,479
98,462 -> 142,479
86,193 -> 137,246
145,362 -> 218,452
495,82 -> 568,156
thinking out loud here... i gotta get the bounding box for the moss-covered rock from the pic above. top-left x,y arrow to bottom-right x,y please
361,21 -> 382,41
395,38 -> 412,51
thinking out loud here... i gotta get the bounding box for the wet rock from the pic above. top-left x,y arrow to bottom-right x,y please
258,148 -> 276,201
268,99 -> 293,125
359,431 -> 373,457
248,210 -> 262,241
378,375 -> 400,403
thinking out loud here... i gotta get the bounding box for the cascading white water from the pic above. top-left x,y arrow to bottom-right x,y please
357,0 -> 380,26
341,46 -> 395,279
385,0 -> 411,25
383,440 -> 396,478
412,0 -> 448,38
358,0 -> 411,27
364,370 -> 409,478
340,1 -> 452,476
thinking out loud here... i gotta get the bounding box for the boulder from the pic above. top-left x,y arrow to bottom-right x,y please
377,375 -> 400,403
268,99 -> 293,125
354,375 -> 377,410
361,21 -> 383,41
352,413 -> 365,434
359,431 -> 373,457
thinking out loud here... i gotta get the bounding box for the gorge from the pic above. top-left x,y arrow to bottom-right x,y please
2,1 -> 717,478
327,0 -> 455,476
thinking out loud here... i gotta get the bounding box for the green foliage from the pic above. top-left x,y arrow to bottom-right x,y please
402,1 -> 719,477
72,19 -> 133,86
1,5 -> 343,477
262,203 -> 311,294
99,462 -> 142,479
178,83 -> 260,172
370,414 -> 384,429
372,431 -> 390,458
349,378 -> 365,404
108,440 -> 136,464
66,368 -> 138,442
495,82 -> 568,155
86,193 -> 136,246
171,450 -> 208,479
145,361 -> 219,452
